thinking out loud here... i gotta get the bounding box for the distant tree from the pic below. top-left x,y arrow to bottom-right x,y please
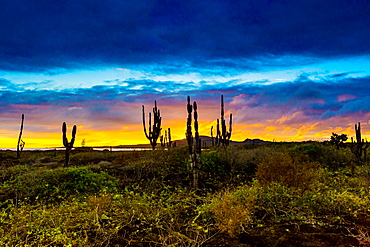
330,133 -> 348,150
81,138 -> 86,147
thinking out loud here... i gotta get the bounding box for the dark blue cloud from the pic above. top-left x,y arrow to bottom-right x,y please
1,72 -> 370,128
234,75 -> 370,123
1,0 -> 369,72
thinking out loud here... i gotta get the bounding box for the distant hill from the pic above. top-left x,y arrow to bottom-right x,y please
93,136 -> 269,149
168,136 -> 269,147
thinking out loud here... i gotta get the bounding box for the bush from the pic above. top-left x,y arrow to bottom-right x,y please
256,152 -> 320,192
204,186 -> 256,237
200,146 -> 278,188
291,142 -> 352,170
1,166 -> 117,203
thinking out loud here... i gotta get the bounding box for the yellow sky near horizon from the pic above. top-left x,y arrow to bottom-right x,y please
1,120 -> 368,149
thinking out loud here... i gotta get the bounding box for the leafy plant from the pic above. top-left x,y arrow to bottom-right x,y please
330,132 -> 348,150
1,166 -> 117,203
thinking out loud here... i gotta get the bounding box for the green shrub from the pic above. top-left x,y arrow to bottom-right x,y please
0,165 -> 32,183
291,142 -> 352,170
200,146 -> 278,188
1,166 -> 117,203
201,150 -> 226,176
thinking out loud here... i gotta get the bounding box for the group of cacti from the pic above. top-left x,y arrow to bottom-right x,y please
14,113 -> 77,167
212,95 -> 233,147
160,128 -> 174,148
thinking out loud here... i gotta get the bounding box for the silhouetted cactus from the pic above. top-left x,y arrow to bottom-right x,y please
160,134 -> 164,147
350,122 -> 368,170
186,96 -> 193,154
164,129 -> 168,146
142,101 -> 162,150
62,122 -> 77,167
216,95 -> 232,146
211,126 -> 214,146
167,128 -> 172,148
186,96 -> 200,188
215,119 -> 220,146
193,101 -> 201,154
17,114 -> 25,159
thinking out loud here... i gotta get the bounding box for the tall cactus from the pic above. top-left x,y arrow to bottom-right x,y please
186,96 -> 193,154
62,122 -> 77,167
350,122 -> 368,170
160,134 -> 164,147
211,126 -> 214,146
17,114 -> 25,159
142,100 -> 162,150
193,101 -> 201,154
216,95 -> 233,146
186,96 -> 200,188
167,128 -> 172,148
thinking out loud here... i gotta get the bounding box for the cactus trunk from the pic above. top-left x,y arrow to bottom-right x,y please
17,114 -> 25,159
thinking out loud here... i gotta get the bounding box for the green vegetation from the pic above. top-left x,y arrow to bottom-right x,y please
1,142 -> 369,246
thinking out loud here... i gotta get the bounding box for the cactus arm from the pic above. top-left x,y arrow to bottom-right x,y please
186,96 -> 193,153
142,105 -> 150,139
70,125 -> 77,147
62,122 -> 68,147
227,113 -> 233,143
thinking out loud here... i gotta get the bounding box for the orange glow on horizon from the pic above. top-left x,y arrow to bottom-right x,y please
1,106 -> 370,149
1,120 -> 369,149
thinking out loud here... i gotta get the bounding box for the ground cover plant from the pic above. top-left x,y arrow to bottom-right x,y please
0,142 -> 369,246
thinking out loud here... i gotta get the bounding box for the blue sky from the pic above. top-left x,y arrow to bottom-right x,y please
1,0 -> 370,147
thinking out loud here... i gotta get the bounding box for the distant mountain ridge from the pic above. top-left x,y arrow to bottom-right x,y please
99,136 -> 269,149
162,136 -> 269,147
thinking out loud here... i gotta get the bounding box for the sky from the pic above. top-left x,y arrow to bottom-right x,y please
1,0 -> 370,148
